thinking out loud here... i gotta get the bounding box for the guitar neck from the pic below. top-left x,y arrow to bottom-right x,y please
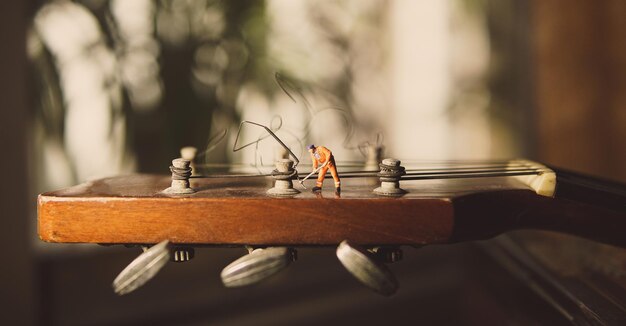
552,168 -> 626,212
451,168 -> 626,247
535,168 -> 626,246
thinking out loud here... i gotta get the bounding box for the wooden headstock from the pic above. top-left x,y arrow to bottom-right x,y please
37,159 -> 626,247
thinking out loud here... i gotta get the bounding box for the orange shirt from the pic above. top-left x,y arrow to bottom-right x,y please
310,146 -> 333,169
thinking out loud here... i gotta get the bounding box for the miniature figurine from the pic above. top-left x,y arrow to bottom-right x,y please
307,144 -> 341,194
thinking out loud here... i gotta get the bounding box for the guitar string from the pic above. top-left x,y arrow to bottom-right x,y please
195,159 -> 531,173
191,166 -> 539,177
399,170 -> 544,180
335,167 -> 537,176
339,169 -> 547,180
336,159 -> 526,165
190,167 -> 546,180
194,162 -> 529,170
196,163 -> 530,175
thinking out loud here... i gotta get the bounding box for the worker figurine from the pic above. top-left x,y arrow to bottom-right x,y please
307,144 -> 341,194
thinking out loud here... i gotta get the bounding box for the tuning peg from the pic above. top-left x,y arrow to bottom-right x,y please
336,240 -> 399,296
113,240 -> 172,295
221,247 -> 296,288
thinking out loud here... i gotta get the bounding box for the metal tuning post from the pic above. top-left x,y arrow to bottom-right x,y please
373,158 -> 407,196
221,247 -> 296,288
112,240 -> 172,295
336,240 -> 399,296
180,146 -> 197,176
268,159 -> 300,196
162,158 -> 195,194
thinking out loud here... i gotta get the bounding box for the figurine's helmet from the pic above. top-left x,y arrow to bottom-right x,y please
307,144 -> 315,150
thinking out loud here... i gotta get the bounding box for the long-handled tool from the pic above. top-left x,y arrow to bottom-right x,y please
298,161 -> 329,189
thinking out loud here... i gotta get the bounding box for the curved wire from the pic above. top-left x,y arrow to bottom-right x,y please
196,128 -> 228,165
275,73 -> 364,153
275,72 -> 393,163
357,132 -> 385,158
233,116 -> 288,171
274,72 -> 314,116
232,120 -> 300,167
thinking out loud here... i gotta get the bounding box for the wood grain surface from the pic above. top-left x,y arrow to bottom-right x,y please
38,174 -> 533,245
38,171 -> 626,246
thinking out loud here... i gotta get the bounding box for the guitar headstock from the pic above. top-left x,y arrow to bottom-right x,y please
38,158 -> 555,247
40,153 -> 626,296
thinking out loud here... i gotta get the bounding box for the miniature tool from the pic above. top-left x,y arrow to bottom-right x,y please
298,160 -> 329,189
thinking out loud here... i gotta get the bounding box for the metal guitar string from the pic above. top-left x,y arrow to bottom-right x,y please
194,159 -> 532,170
232,119 -> 300,167
196,75 -> 544,182
274,72 -> 314,116
321,167 -> 548,180
231,119 -> 306,184
327,159 -> 528,169
198,74 -> 383,175
193,162 -> 529,171
275,72 -> 383,159
190,165 -> 547,180
190,173 -> 274,179
194,116 -> 292,175
196,128 -> 228,165
231,116 -> 284,171
194,162 -> 369,169
399,169 -> 547,181
336,166 -> 536,176
170,164 -> 192,180
357,132 -> 384,158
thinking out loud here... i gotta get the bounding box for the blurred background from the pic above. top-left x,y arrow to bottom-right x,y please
1,0 -> 625,325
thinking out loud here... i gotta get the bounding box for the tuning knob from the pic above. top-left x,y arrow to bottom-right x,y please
112,240 -> 172,295
221,247 -> 296,288
336,240 -> 399,296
